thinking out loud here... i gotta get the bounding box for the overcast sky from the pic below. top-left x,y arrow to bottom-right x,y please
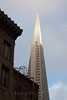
0,0 -> 67,100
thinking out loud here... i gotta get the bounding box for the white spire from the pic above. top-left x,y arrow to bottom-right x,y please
33,14 -> 42,44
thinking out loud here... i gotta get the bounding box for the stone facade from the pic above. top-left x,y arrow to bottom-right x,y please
0,9 -> 38,100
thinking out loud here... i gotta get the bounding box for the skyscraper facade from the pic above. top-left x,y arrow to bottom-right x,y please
28,15 -> 49,100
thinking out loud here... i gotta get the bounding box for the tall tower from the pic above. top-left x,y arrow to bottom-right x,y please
28,15 -> 49,100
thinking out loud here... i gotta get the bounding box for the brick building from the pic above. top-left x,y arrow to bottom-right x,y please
0,9 -> 38,100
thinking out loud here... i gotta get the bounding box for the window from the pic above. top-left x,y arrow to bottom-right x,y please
1,65 -> 10,87
29,94 -> 33,100
28,93 -> 33,100
24,92 -> 33,100
17,86 -> 21,100
24,92 -> 27,100
3,40 -> 11,60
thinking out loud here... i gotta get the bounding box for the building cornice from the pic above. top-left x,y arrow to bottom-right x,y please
0,9 -> 23,40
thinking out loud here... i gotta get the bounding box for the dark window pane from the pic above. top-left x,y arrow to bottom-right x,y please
24,92 -> 27,100
1,65 -> 10,87
3,40 -> 11,60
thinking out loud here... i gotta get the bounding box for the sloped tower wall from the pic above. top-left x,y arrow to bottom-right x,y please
28,15 -> 50,100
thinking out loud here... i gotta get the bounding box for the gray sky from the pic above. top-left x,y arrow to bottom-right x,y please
0,0 -> 67,100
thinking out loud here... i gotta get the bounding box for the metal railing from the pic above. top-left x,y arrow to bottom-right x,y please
14,66 -> 27,76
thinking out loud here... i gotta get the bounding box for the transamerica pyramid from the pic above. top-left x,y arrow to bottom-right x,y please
28,14 -> 49,100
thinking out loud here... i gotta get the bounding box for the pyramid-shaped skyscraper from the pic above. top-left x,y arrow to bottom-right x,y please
28,15 -> 49,100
